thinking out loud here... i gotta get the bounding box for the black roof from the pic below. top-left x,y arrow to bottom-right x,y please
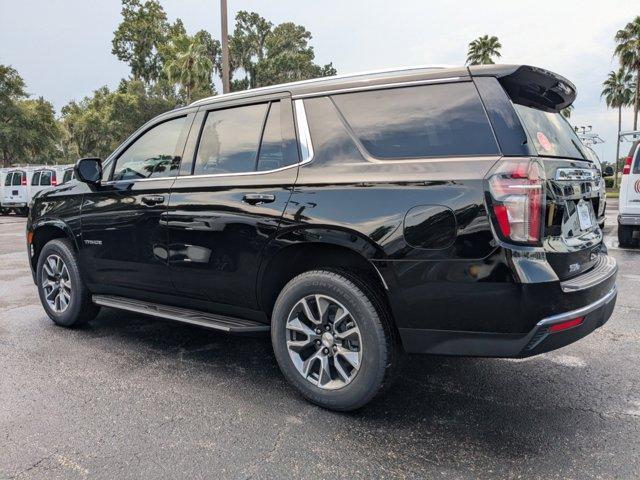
191,64 -> 575,111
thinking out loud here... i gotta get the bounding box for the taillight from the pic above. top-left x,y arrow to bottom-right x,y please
20,173 -> 26,186
486,159 -> 545,245
622,156 -> 632,175
51,173 -> 57,186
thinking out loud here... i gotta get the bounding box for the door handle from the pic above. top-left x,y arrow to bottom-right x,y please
141,195 -> 165,206
243,193 -> 276,205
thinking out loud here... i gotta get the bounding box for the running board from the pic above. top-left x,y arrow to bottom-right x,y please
92,295 -> 270,333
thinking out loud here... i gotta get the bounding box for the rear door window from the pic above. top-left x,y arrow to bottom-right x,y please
32,172 -> 41,186
257,101 -> 286,171
4,173 -> 12,186
12,172 -> 22,186
331,82 -> 499,159
63,169 -> 73,183
194,103 -> 268,175
40,171 -> 52,186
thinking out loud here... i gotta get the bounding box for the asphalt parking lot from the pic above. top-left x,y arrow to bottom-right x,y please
1,202 -> 639,479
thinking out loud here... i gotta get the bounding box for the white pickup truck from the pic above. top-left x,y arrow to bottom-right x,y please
619,140 -> 640,247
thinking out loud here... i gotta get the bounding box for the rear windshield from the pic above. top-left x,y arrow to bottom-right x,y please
514,105 -> 587,161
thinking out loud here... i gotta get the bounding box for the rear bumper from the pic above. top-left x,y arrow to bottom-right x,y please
400,284 -> 617,357
1,202 -> 27,208
619,214 -> 640,226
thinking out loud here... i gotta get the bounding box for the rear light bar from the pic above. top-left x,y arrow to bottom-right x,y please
486,159 -> 545,245
20,173 -> 26,186
622,156 -> 632,175
51,173 -> 57,186
549,316 -> 584,333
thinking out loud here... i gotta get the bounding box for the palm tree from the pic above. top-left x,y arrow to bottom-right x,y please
466,35 -> 502,65
164,35 -> 214,104
561,105 -> 574,118
602,68 -> 635,187
614,16 -> 640,129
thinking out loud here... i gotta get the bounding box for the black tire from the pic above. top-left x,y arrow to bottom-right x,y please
618,224 -> 635,248
19,207 -> 29,216
36,238 -> 100,327
271,269 -> 400,411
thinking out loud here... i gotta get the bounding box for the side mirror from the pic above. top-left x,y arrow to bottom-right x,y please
75,157 -> 103,185
603,166 -> 614,177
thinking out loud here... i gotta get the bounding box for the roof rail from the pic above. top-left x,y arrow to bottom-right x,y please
189,64 -> 455,107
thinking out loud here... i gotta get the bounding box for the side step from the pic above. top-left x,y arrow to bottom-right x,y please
92,295 -> 270,334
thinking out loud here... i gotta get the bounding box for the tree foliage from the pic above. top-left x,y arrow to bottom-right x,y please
162,33 -> 215,104
0,65 -> 60,167
614,16 -> 640,129
60,80 -> 178,159
228,11 -> 336,90
466,35 -> 502,65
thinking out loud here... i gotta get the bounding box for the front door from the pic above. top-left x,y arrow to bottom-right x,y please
79,113 -> 194,295
167,97 -> 299,311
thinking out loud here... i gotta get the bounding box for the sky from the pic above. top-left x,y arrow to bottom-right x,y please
0,0 -> 637,163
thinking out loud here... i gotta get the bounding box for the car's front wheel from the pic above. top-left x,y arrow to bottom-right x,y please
36,238 -> 100,327
271,270 -> 400,411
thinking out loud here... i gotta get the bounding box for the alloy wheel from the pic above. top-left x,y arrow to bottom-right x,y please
286,294 -> 362,390
41,254 -> 72,313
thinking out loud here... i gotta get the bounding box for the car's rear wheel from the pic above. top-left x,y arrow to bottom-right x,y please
618,224 -> 635,248
36,238 -> 100,327
271,269 -> 400,411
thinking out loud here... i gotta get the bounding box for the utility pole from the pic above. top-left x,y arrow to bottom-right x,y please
220,0 -> 230,94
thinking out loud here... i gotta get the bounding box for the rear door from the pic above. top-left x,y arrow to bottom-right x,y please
5,170 -> 28,206
166,96 -> 299,310
79,111 -> 195,294
620,143 -> 640,216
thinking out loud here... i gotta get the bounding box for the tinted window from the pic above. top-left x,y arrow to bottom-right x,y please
31,172 -> 41,186
332,82 -> 499,159
12,172 -> 22,186
40,171 -> 52,186
257,102 -> 286,171
514,104 -> 587,161
195,103 -> 268,175
112,116 -> 186,181
4,173 -> 12,186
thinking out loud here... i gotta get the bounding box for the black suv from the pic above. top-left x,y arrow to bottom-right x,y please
27,65 -> 618,411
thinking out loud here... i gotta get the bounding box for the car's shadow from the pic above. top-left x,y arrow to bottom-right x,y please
77,307 -> 600,462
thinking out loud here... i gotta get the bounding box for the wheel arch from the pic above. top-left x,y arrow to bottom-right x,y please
257,234 -> 392,321
30,220 -> 78,272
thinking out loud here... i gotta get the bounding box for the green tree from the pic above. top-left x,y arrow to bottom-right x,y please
0,65 -> 60,167
111,0 -> 172,83
227,11 -> 336,90
466,35 -> 502,65
602,68 -> 635,186
614,16 -> 640,129
61,80 -> 178,159
163,34 -> 215,104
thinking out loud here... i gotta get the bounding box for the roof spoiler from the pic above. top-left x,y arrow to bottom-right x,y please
469,64 -> 576,112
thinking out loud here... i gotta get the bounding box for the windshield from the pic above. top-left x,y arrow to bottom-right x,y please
514,104 -> 587,161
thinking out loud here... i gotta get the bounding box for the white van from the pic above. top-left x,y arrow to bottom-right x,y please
0,168 -> 8,214
29,167 -> 62,199
2,169 -> 33,215
619,141 -> 640,247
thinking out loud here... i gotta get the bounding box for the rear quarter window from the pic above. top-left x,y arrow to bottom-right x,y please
331,82 -> 499,159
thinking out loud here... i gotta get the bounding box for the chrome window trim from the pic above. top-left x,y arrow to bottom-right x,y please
294,99 -> 314,163
292,77 -> 463,99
